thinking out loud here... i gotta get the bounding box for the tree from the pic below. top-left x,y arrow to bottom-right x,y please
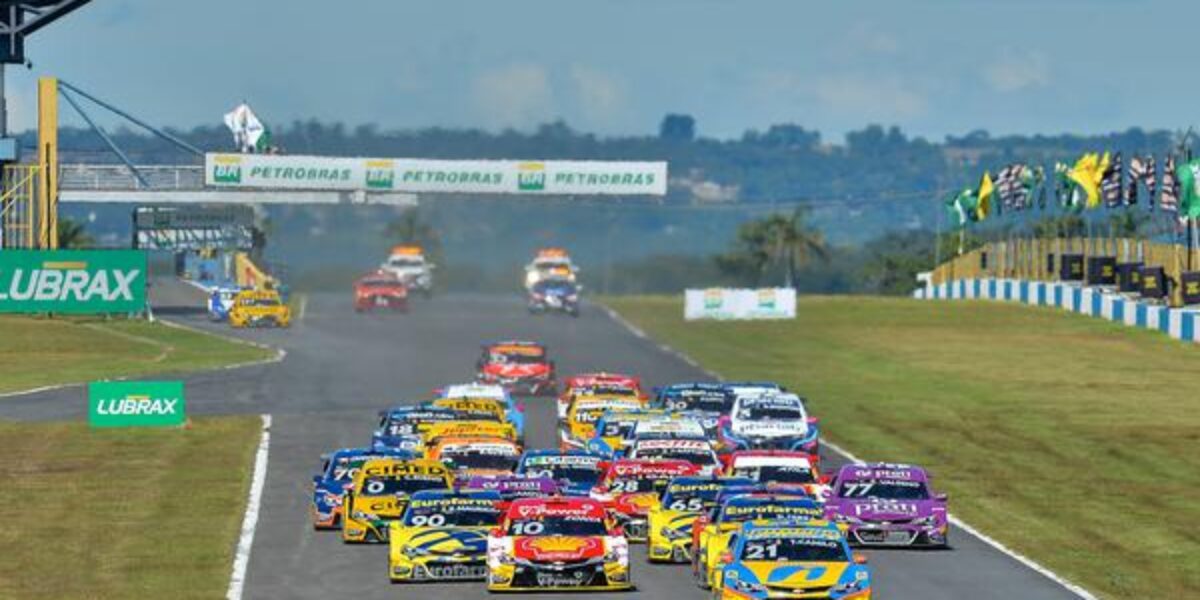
760,208 -> 828,288
659,113 -> 696,142
56,217 -> 94,249
383,208 -> 441,256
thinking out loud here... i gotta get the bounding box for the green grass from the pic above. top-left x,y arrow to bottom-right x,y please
0,416 -> 261,599
605,295 -> 1200,599
0,316 -> 272,395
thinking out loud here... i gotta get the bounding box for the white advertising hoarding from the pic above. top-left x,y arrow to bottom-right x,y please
684,288 -> 797,320
205,153 -> 667,195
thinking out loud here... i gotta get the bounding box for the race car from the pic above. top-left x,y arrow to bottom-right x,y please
654,382 -> 735,414
726,451 -> 831,500
713,520 -> 871,599
426,436 -> 523,477
227,288 -> 291,328
515,449 -> 607,496
560,394 -> 647,451
421,420 -> 518,448
528,279 -> 580,317
524,247 -> 578,291
476,341 -> 557,396
380,244 -> 434,296
341,458 -> 454,543
628,438 -> 722,476
486,497 -> 631,592
558,372 -> 644,420
645,476 -> 754,563
458,473 -> 559,510
429,395 -> 524,439
372,406 -> 467,453
717,392 -> 819,456
206,285 -> 242,321
591,458 -> 699,542
586,409 -> 672,458
693,493 -> 826,588
824,463 -> 949,547
310,446 -> 413,529
626,417 -> 709,445
388,489 -> 503,582
353,270 -> 408,312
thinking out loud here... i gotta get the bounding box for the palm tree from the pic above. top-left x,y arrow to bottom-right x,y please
56,217 -> 94,249
760,208 -> 827,288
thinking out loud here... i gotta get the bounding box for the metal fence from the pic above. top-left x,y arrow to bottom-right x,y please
58,164 -> 203,190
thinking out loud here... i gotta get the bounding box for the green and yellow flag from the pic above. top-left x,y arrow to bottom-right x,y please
976,171 -> 994,221
1067,152 -> 1110,209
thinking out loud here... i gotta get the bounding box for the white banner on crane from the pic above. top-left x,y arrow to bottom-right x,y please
205,153 -> 667,195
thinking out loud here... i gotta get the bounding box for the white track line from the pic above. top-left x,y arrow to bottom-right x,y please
600,303 -> 1099,600
227,413 -> 272,600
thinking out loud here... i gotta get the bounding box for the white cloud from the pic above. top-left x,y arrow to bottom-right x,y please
568,65 -> 625,125
812,73 -> 926,119
471,63 -> 554,130
983,50 -> 1050,93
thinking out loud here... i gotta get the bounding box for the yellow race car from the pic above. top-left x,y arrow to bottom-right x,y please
560,395 -> 645,451
227,289 -> 290,328
388,489 -> 503,582
425,436 -> 522,477
341,458 -> 453,543
713,520 -> 871,599
693,493 -> 825,589
421,420 -> 518,450
645,476 -> 755,563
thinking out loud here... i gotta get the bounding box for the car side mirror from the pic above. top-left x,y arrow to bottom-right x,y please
935,493 -> 949,502
719,551 -> 734,565
853,554 -> 868,565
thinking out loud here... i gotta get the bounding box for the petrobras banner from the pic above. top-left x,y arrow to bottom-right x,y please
205,153 -> 667,195
0,250 -> 147,314
88,381 -> 185,428
684,288 -> 797,320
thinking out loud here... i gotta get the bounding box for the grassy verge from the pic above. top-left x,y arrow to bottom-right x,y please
604,295 -> 1200,599
0,416 -> 261,599
0,316 -> 272,395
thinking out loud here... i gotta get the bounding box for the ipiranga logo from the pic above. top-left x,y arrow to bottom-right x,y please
89,381 -> 185,428
212,154 -> 243,184
0,260 -> 140,302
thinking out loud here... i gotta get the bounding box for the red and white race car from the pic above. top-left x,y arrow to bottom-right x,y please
476,341 -> 557,396
628,438 -> 722,476
724,450 -> 831,501
353,270 -> 408,313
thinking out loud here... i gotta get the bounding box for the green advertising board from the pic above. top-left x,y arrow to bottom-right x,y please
0,250 -> 147,314
88,381 -> 186,428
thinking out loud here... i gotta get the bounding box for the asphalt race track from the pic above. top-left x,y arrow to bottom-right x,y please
0,286 -> 1084,600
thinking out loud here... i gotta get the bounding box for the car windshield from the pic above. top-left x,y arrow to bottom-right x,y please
837,479 -> 929,500
440,449 -> 520,472
608,475 -> 670,494
403,502 -> 500,527
732,465 -> 816,484
329,457 -> 367,481
359,474 -> 448,496
507,516 -> 607,537
634,446 -> 715,466
489,351 -> 544,364
662,392 -> 731,413
361,279 -> 398,288
740,537 -> 846,562
719,503 -> 821,522
389,257 -> 424,267
240,297 -> 280,307
600,421 -> 636,437
661,487 -> 722,510
521,463 -> 602,486
536,282 -> 576,294
738,404 -> 803,420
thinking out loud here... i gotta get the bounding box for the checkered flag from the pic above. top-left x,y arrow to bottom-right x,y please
1102,151 -> 1123,208
1127,155 -> 1156,206
1160,155 -> 1179,212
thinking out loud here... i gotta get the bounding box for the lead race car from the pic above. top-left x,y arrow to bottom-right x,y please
487,497 -> 631,592
824,463 -> 949,547
476,341 -> 557,396
353,269 -> 408,313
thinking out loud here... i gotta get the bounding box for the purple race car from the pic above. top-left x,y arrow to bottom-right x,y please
457,473 -> 558,510
824,462 -> 949,547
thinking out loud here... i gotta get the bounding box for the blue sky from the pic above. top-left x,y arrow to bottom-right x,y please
14,0 -> 1199,142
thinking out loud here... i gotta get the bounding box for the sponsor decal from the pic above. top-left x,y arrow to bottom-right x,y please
365,159 -> 395,189
211,154 -> 242,183
88,381 -> 184,428
517,162 -> 546,191
0,251 -> 147,314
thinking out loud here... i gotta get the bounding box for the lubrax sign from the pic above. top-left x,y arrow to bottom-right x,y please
88,381 -> 186,428
0,250 -> 147,314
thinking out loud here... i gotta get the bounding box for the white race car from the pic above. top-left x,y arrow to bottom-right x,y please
717,392 -> 820,455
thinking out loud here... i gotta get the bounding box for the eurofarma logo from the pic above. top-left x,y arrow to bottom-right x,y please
212,154 -> 243,184
88,381 -> 185,428
517,162 -> 546,191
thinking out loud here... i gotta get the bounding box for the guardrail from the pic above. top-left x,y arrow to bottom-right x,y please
59,164 -> 203,190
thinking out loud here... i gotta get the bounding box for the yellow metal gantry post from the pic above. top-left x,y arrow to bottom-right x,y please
38,76 -> 59,249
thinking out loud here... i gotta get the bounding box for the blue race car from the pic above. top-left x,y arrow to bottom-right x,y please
372,406 -> 463,452
207,286 -> 242,322
715,520 -> 871,599
514,449 -> 607,496
311,446 -> 413,529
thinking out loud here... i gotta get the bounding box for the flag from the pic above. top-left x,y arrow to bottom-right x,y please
1031,165 -> 1046,209
1160,155 -> 1179,213
1067,152 -> 1109,209
995,165 -> 1017,212
1102,151 -> 1123,207
1127,155 -> 1156,206
944,189 -> 977,229
1054,162 -> 1074,207
223,103 -> 272,153
976,171 -> 994,220
1175,158 -> 1200,219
